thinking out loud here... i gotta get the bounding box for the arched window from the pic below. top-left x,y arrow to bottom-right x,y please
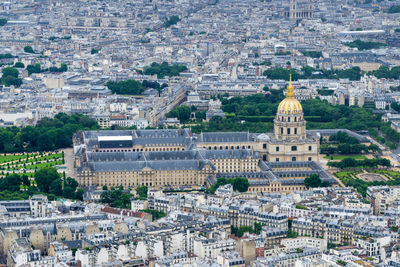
292,157 -> 296,162
287,128 -> 291,134
294,128 -> 297,134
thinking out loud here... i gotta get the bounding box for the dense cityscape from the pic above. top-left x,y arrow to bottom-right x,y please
1,0 -> 400,266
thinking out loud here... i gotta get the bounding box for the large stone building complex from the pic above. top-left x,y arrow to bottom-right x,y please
74,80 -> 337,193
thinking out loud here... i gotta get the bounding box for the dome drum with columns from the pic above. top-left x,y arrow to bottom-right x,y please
254,73 -> 320,162
274,75 -> 306,141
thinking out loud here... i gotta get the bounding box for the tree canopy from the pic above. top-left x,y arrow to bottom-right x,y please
304,174 -> 330,189
206,177 -> 249,194
1,67 -> 22,87
135,186 -> 148,200
106,80 -> 144,95
143,62 -> 187,79
0,113 -> 98,153
164,15 -> 181,27
166,105 -> 191,123
263,66 -> 362,81
369,66 -> 400,80
327,158 -> 391,169
35,167 -> 60,193
101,188 -> 132,209
14,62 -> 25,68
26,63 -> 68,75
0,19 -> 7,26
302,51 -> 322,58
24,46 -> 35,54
344,40 -> 386,50
388,5 -> 400,13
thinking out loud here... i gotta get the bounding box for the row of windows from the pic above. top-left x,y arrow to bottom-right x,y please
278,116 -> 303,122
249,186 -> 305,192
273,157 -> 312,162
275,145 -> 313,152
206,145 -> 251,150
98,147 -> 184,152
281,128 -> 298,135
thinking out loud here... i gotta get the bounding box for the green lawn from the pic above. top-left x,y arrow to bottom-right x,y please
0,152 -> 62,165
0,155 -> 27,163
334,171 -> 362,183
324,155 -> 367,160
1,159 -> 63,171
372,170 -> 400,179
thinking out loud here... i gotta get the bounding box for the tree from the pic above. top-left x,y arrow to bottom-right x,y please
0,113 -> 98,153
143,62 -> 187,79
1,75 -> 22,87
75,188 -> 84,201
2,67 -> 19,78
136,186 -> 148,200
166,105 -> 191,123
14,62 -> 24,68
65,177 -> 79,191
164,15 -> 181,27
0,174 -> 21,192
62,177 -> 79,199
391,102 -> 400,112
35,167 -> 60,193
341,157 -> 358,168
304,174 -> 322,189
101,189 -> 132,209
232,177 -> 249,192
26,63 -> 43,75
303,51 -> 322,58
344,40 -> 386,51
287,230 -> 298,238
254,222 -> 263,234
24,46 -> 35,53
62,186 -> 75,199
1,74 -> 17,90
140,209 -> 166,221
49,178 -> 62,196
21,175 -> 30,187
106,80 -> 144,95
0,19 -> 7,26
388,5 -> 400,13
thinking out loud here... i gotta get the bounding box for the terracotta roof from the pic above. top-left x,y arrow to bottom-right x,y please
101,206 -> 146,218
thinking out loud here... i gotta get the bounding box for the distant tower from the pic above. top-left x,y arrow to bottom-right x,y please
289,0 -> 296,19
153,0 -> 158,11
286,0 -> 313,20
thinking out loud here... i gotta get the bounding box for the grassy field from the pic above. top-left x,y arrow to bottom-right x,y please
323,155 -> 367,160
0,152 -> 64,174
370,170 -> 400,179
334,171 -> 362,183
0,154 -> 28,163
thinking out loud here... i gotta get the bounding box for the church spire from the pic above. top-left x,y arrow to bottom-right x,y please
286,72 -> 294,98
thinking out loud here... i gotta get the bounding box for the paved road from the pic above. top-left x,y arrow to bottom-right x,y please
62,148 -> 76,178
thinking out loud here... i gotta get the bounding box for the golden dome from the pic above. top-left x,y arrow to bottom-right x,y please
276,73 -> 303,115
277,97 -> 303,115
